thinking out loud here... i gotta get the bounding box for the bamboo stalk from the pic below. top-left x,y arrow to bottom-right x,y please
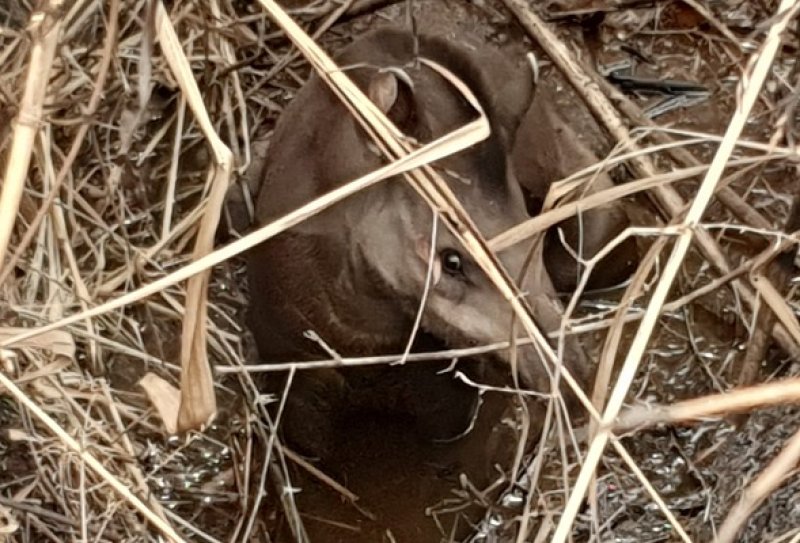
0,1 -> 65,270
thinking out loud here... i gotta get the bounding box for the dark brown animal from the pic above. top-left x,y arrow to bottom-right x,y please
245,27 -> 588,457
512,79 -> 638,292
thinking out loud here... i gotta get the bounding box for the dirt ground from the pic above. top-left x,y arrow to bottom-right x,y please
1,0 -> 800,542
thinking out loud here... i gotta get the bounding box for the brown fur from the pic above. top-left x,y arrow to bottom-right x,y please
512,80 -> 638,291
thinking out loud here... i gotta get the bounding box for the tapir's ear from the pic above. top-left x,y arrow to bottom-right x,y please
368,71 -> 398,114
367,70 -> 415,129
493,68 -> 535,147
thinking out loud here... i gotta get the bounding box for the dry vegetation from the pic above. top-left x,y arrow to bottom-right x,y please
1,0 -> 800,542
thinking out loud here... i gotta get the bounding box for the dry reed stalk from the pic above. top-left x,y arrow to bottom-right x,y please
97,380 -> 172,527
94,203 -> 206,296
217,340 -> 532,372
606,437 -> 692,542
0,0 -> 120,289
649,127 -> 800,156
281,445 -> 366,508
566,261 -> 751,336
588,229 -> 671,539
514,374 -> 693,542
548,2 -> 800,540
0,0 -> 64,272
249,0 -> 354,95
41,129 -> 98,366
491,126 -> 797,252
490,154 -> 784,252
596,80 -> 776,233
614,377 -> 800,431
0,120 -> 484,349
214,234 -> 763,372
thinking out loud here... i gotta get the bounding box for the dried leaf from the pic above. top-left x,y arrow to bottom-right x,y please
155,0 -> 233,430
5,429 -> 28,442
0,502 -> 19,536
0,328 -> 75,359
138,372 -> 181,434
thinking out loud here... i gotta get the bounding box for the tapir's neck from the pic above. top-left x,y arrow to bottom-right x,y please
332,225 -> 414,351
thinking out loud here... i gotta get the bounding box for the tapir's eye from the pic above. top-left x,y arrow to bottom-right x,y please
440,249 -> 464,276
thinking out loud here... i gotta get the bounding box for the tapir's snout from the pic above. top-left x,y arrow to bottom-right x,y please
419,237 -> 589,410
521,283 -> 590,412
491,243 -> 590,407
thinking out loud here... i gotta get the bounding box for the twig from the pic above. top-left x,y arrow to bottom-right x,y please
282,447 -> 359,504
216,339 -> 532,373
613,377 -> 800,432
679,0 -> 745,51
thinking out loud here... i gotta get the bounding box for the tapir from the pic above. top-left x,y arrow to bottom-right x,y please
245,27 -> 590,457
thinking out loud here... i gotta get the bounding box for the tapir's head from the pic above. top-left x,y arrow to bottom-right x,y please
343,29 -> 589,396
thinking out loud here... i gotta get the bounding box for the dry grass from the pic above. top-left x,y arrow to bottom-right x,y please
1,0 -> 800,541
